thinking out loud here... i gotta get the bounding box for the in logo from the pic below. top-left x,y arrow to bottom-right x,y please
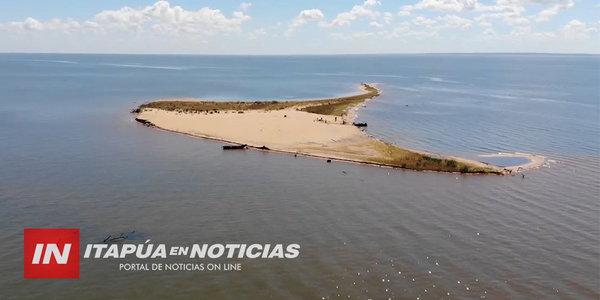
24,229 -> 79,278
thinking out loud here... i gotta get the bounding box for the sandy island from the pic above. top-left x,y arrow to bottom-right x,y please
133,84 -> 543,175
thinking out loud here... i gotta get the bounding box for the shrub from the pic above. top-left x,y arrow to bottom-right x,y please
446,160 -> 458,168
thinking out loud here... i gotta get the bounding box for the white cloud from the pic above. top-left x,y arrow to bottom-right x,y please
389,26 -> 410,38
507,26 -> 556,39
94,6 -> 144,32
240,3 -> 252,12
561,19 -> 598,40
384,12 -> 394,24
405,0 -> 572,19
564,19 -> 585,27
284,28 -> 295,36
48,18 -> 81,31
290,9 -> 325,27
409,0 -> 480,12
535,0 -> 573,22
321,0 -> 381,27
412,16 -> 437,26
506,17 -> 530,26
82,21 -> 103,34
0,17 -> 43,31
389,26 -> 438,39
536,6 -> 559,21
436,15 -> 473,29
92,1 -> 251,35
475,11 -> 530,27
354,32 -> 375,38
282,8 -> 325,36
0,17 -> 80,32
330,32 -> 346,40
330,31 -> 375,40
0,0 -> 597,54
498,0 -> 573,5
247,28 -> 266,40
364,0 -> 382,7
83,21 -> 100,28
483,28 -> 496,35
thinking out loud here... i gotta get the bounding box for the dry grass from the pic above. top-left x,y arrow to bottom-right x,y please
298,84 -> 379,116
367,141 -> 499,174
297,139 -> 500,174
137,84 -> 379,117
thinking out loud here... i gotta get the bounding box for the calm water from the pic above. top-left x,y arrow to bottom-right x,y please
0,53 -> 598,299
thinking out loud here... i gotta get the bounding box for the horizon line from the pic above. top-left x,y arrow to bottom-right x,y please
0,51 -> 599,56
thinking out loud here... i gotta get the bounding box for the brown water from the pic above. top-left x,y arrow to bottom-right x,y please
0,53 -> 598,299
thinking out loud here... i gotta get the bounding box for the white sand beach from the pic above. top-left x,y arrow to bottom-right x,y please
138,108 -> 370,155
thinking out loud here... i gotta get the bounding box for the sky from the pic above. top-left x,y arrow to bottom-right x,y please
0,0 -> 598,54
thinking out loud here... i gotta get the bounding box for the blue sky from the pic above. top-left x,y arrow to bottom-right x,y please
0,0 -> 598,54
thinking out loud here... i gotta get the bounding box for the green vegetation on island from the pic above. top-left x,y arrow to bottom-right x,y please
135,84 -> 380,117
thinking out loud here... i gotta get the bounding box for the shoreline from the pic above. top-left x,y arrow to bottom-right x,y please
478,153 -> 546,171
133,123 -> 472,173
132,84 -> 540,175
346,84 -> 378,122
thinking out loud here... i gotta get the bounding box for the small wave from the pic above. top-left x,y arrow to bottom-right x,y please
488,94 -> 520,100
14,59 -> 77,64
395,87 -> 420,92
98,63 -> 189,70
489,94 -> 597,107
406,111 -> 451,116
361,74 -> 406,79
524,97 -> 597,107
422,76 -> 461,84
419,86 -> 473,95
308,72 -> 356,76
304,72 -> 405,79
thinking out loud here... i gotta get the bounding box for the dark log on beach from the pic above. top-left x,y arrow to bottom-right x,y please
223,144 -> 247,150
352,122 -> 368,127
257,146 -> 270,150
135,118 -> 155,127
